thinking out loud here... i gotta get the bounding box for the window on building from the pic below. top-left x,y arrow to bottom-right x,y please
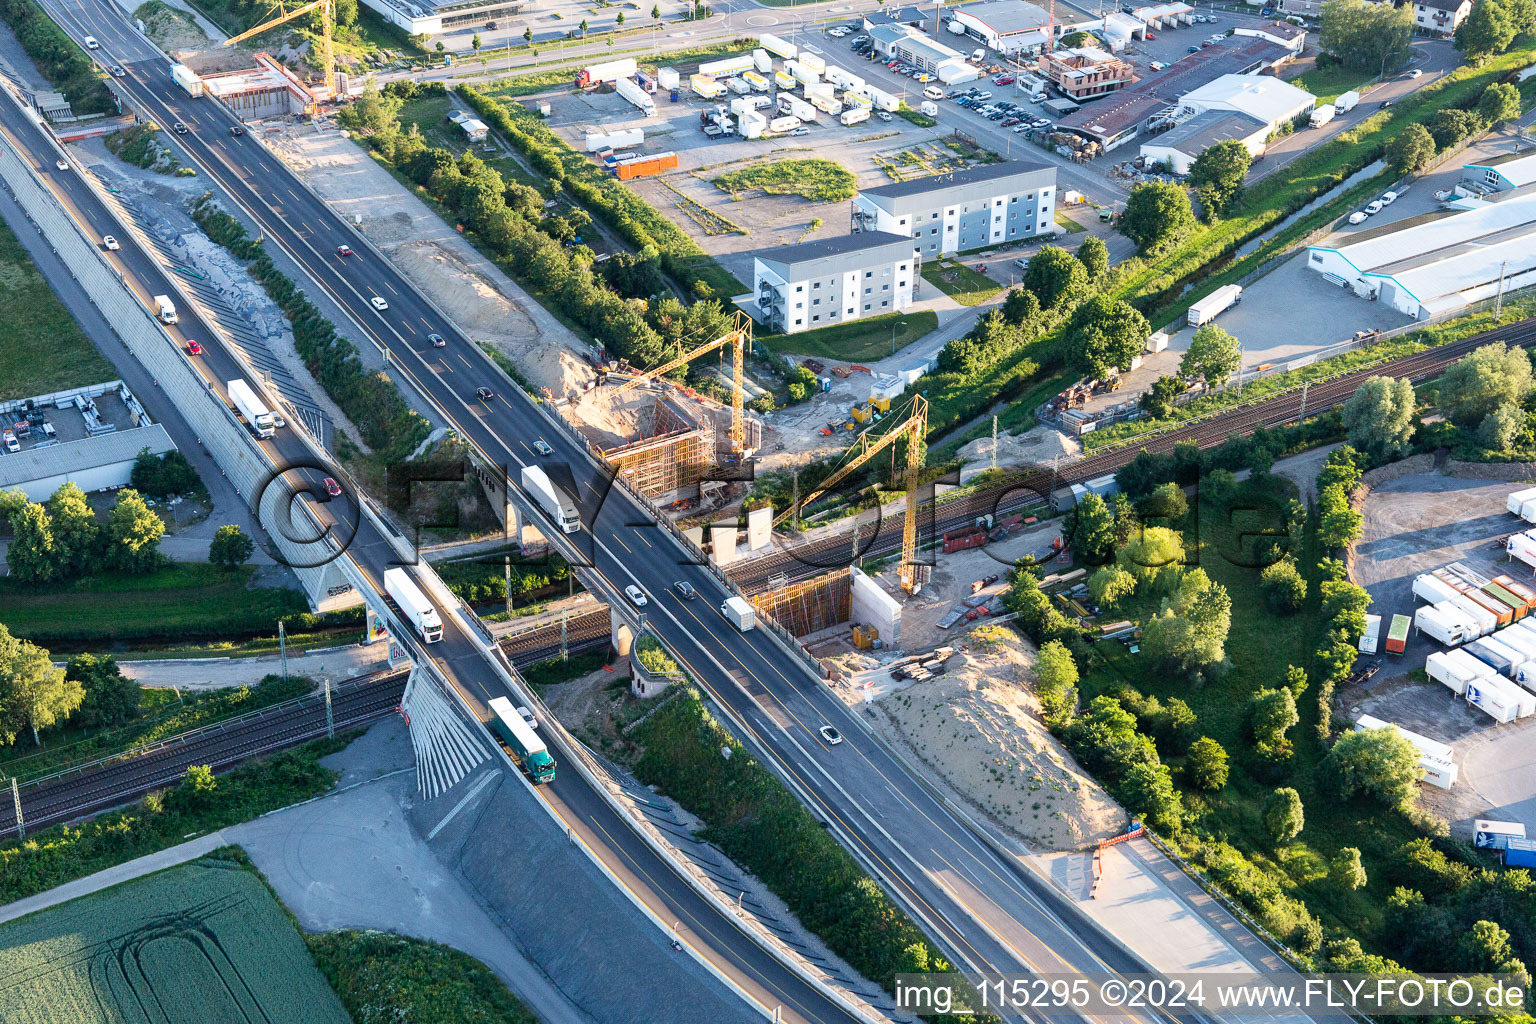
899,218 -> 907,226
882,284 -> 889,291
813,281 -> 821,289
865,271 -> 873,278
899,263 -> 908,271
865,287 -> 872,294
813,298 -> 821,306
864,303 -> 872,311
847,308 -> 855,315
813,315 -> 821,322
881,300 -> 888,307
1010,196 -> 1018,203
794,319 -> 803,326
795,285 -> 803,292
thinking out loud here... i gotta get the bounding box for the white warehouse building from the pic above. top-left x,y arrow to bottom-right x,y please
748,232 -> 920,335
1178,73 -> 1315,135
1305,190 -> 1536,320
851,160 -> 1058,258
949,0 -> 1054,54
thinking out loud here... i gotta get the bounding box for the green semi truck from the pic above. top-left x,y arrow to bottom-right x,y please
488,696 -> 556,784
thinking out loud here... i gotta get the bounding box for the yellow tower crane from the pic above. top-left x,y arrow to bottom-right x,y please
224,0 -> 334,96
610,311 -> 752,456
772,395 -> 928,594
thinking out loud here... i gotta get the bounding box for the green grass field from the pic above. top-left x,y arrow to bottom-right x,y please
758,310 -> 938,361
0,217 -> 112,401
711,159 -> 857,203
1290,64 -> 1375,105
922,259 -> 1004,307
0,563 -> 310,644
309,931 -> 542,1024
0,858 -> 351,1024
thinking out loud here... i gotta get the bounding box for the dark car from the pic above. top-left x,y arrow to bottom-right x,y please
673,580 -> 697,601
172,121 -> 188,134
110,65 -> 125,77
229,125 -> 245,136
428,333 -> 446,348
475,386 -> 494,401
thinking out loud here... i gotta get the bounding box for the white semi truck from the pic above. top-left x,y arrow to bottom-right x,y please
226,379 -> 276,439
171,64 -> 203,97
384,567 -> 444,644
521,465 -> 580,534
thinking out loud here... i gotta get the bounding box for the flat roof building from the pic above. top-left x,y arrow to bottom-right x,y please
852,160 -> 1058,257
747,232 -> 920,335
1038,46 -> 1137,101
0,381 -> 177,502
1179,73 -> 1315,133
1463,152 -> 1536,192
1140,109 -> 1269,174
1233,20 -> 1308,53
1306,190 -> 1536,319
949,0 -> 1054,53
1055,36 -> 1295,150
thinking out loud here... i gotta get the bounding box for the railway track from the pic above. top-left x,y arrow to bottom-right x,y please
0,673 -> 407,839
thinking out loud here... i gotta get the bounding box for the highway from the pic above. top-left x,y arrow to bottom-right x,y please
28,0 -> 1174,1015
0,40 -> 865,1024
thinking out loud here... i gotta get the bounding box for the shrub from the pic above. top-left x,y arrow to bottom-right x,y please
1263,787 -> 1304,844
1260,556 -> 1307,613
1185,736 -> 1229,791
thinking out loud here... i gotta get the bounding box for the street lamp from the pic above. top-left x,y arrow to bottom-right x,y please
892,320 -> 908,356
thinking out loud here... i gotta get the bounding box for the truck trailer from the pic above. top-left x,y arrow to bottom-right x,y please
383,567 -> 444,643
1413,573 -> 1462,606
171,64 -> 203,97
586,128 -> 644,152
226,379 -> 276,439
692,74 -> 724,98
753,49 -> 772,73
1385,613 -> 1410,653
1510,532 -> 1536,570
759,33 -> 797,60
1448,594 -> 1498,636
488,696 -> 556,783
1186,284 -> 1242,326
722,595 -> 755,631
1467,676 -> 1522,723
701,54 -> 756,78
521,466 -> 580,533
1359,614 -> 1381,654
1508,486 -> 1536,515
616,76 -> 656,116
577,58 -> 639,88
1415,603 -> 1467,646
1466,636 -> 1523,676
615,151 -> 678,179
742,71 -> 770,92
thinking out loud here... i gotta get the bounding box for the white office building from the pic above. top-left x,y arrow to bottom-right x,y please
1306,190 -> 1536,320
749,232 -> 920,335
851,161 -> 1058,258
949,0 -> 1053,54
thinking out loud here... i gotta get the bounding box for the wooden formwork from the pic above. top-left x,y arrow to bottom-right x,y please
751,570 -> 851,638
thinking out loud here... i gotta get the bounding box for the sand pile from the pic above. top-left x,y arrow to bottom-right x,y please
871,626 -> 1124,851
957,424 -> 1079,483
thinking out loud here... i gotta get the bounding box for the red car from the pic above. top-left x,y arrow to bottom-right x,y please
323,477 -> 342,497
336,244 -> 354,257
187,340 -> 203,355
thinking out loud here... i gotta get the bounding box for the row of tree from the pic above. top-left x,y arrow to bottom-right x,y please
2,483 -> 164,585
0,627 -> 141,747
1386,81 -> 1525,175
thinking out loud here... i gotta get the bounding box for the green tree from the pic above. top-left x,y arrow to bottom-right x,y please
1180,324 -> 1241,390
1331,847 -> 1367,890
45,481 -> 99,577
1119,180 -> 1196,255
1438,342 -> 1534,424
66,653 -> 139,730
1154,697 -> 1198,752
1089,565 -> 1138,609
1251,687 -> 1299,749
651,3 -> 660,18
1142,569 -> 1231,676
579,17 -> 589,35
1260,556 -> 1307,614
181,763 -> 218,806
1323,726 -> 1421,806
1321,0 -> 1413,71
1341,375 -> 1416,457
1285,664 -> 1309,699
1075,235 -> 1108,278
0,487 -> 25,521
0,628 -> 82,746
1457,0 -> 1517,60
1428,107 -> 1487,149
105,488 -> 165,574
1479,81 -> 1522,126
1317,483 -> 1364,549
346,77 -> 403,135
1385,123 -> 1436,175
1264,787 -> 1305,843
471,32 -> 482,51
1070,295 -> 1149,380
1034,639 -> 1079,722
1067,491 -> 1117,564
1185,736 -> 1229,791
1188,139 -> 1251,218
7,500 -> 57,585
1122,761 -> 1183,832
1023,245 -> 1088,309
436,41 -> 445,52
1480,403 -> 1525,451
1140,482 -> 1188,528
1000,286 -> 1042,325
208,524 -> 255,570
1118,525 -> 1185,582
1139,374 -> 1185,419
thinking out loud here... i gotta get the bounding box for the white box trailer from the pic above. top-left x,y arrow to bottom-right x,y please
826,64 -> 857,89
1449,594 -> 1498,637
1427,651 -> 1479,695
1415,603 -> 1468,646
768,115 -> 800,133
759,33 -> 797,60
841,107 -> 870,126
1186,284 -> 1242,326
865,86 -> 900,112
701,54 -> 757,78
1497,625 -> 1536,662
171,63 -> 203,97
786,60 -> 819,87
1413,573 -> 1462,606
1507,486 -> 1536,515
658,66 -> 681,90
799,53 -> 826,75
586,128 -> 644,152
722,595 -> 756,630
692,74 -> 724,98
1510,531 -> 1536,569
616,76 -> 656,116
775,69 -> 796,89
753,48 -> 772,73
1519,498 -> 1536,524
1467,676 -> 1522,723
742,70 -> 770,92
579,58 -> 639,86
810,93 -> 842,114
383,567 -> 444,643
1359,614 -> 1381,654
227,378 -> 276,438
738,110 -> 768,139
1355,713 -> 1454,761
1354,715 -> 1457,788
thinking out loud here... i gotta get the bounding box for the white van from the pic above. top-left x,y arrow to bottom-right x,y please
971,48 -> 985,61
923,85 -> 944,100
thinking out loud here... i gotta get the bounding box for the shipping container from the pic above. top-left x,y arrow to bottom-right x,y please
1496,625 -> 1536,663
1485,582 -> 1529,619
1426,651 -> 1472,694
1423,600 -> 1475,643
1359,614 -> 1381,654
1464,587 -> 1514,626
1413,573 -> 1462,606
1496,574 -> 1536,610
615,151 -> 678,179
1385,613 -> 1411,653
658,66 -> 681,90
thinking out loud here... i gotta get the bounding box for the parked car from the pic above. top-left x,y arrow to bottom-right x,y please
1365,200 -> 1384,215
877,111 -> 893,121
789,126 -> 810,136
1380,190 -> 1399,205
1348,211 -> 1368,225
2,431 -> 17,454
1187,44 -> 1202,52
1149,61 -> 1167,71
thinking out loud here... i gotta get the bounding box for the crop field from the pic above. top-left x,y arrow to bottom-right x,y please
0,858 -> 351,1024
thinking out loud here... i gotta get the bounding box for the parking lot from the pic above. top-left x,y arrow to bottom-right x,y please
1347,473 -> 1536,838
